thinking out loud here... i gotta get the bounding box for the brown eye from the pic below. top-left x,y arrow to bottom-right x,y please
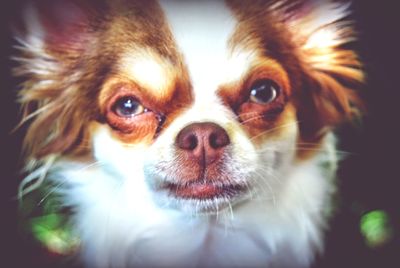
249,79 -> 280,104
112,96 -> 144,117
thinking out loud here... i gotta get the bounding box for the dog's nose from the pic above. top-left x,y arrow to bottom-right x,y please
176,122 -> 230,166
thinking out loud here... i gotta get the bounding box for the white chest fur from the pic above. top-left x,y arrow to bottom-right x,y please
48,135 -> 336,268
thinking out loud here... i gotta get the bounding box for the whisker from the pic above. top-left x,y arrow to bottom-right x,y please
249,121 -> 300,141
243,180 -> 254,201
228,201 -> 234,221
252,145 -> 352,156
295,147 -> 353,155
238,114 -> 265,125
37,160 -> 106,206
252,170 -> 278,206
229,111 -> 259,121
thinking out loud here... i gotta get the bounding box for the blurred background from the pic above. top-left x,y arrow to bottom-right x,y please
1,0 -> 399,267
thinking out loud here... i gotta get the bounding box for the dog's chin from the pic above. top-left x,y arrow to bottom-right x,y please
153,181 -> 249,214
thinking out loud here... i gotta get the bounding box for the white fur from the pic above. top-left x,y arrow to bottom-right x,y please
159,1 -> 255,100
48,133 -> 336,268
48,94 -> 336,268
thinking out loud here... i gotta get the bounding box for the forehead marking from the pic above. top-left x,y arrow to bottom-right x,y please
119,48 -> 174,98
160,1 -> 249,102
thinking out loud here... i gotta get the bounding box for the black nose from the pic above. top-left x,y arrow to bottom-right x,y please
176,122 -> 230,166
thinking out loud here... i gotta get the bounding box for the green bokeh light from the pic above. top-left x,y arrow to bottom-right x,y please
360,210 -> 393,248
30,213 -> 79,255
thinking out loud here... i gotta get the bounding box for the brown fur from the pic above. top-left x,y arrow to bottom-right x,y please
15,0 -> 363,163
15,0 -> 183,159
227,0 -> 364,158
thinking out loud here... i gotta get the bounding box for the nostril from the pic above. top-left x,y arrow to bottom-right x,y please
177,130 -> 199,150
184,134 -> 198,150
209,130 -> 230,149
209,133 -> 218,148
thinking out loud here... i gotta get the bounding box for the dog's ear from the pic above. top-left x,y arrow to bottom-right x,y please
15,0 -> 103,57
273,0 -> 364,141
14,0 -> 107,160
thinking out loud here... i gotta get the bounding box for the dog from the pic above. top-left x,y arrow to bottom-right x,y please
14,0 -> 363,267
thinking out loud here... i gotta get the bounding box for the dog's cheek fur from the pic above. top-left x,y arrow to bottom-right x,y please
90,122 -> 150,180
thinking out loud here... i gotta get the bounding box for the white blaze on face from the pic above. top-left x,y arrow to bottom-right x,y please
160,1 -> 251,103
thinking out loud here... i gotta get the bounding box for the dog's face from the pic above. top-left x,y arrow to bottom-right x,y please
16,0 -> 362,214
93,1 -> 300,213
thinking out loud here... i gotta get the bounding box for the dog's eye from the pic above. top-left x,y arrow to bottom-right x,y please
249,79 -> 280,104
113,96 -> 144,117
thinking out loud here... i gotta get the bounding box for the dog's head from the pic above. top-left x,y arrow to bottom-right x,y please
16,0 -> 363,213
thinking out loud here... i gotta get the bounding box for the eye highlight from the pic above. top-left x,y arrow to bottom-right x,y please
113,96 -> 145,117
249,79 -> 280,104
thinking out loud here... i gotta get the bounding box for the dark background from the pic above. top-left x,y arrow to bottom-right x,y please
1,0 -> 399,267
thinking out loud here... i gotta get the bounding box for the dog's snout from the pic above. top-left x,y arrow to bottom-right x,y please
176,122 -> 230,166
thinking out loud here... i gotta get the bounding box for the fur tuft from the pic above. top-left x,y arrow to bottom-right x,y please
13,1 -> 106,160
272,0 -> 364,140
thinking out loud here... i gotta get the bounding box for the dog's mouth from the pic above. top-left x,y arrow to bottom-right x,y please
148,175 -> 251,213
163,181 -> 246,200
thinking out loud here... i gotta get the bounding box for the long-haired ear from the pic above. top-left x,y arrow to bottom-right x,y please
272,0 -> 364,140
13,0 -> 106,160
15,0 -> 101,56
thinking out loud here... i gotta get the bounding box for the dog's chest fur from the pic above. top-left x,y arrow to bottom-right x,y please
49,135 -> 336,268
